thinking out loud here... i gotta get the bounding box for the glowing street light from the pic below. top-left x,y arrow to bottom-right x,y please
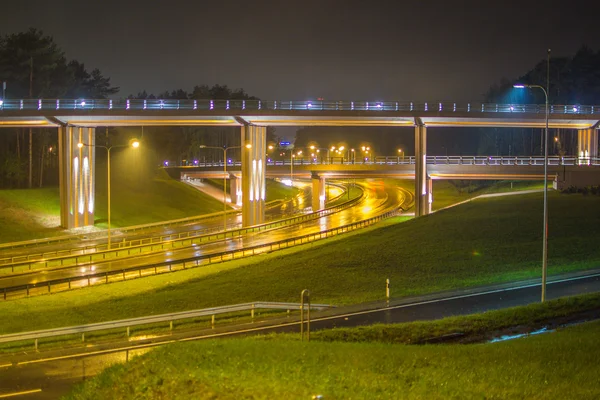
199,144 -> 251,233
513,48 -> 550,302
78,138 -> 140,249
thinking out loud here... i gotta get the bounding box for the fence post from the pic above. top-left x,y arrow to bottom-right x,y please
211,315 -> 215,328
300,289 -> 311,341
251,304 -> 255,321
386,278 -> 390,307
127,326 -> 130,337
35,338 -> 38,351
170,321 -> 173,332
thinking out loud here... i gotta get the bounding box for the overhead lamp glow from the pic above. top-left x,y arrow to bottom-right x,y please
573,106 -> 578,112
80,101 -> 86,107
513,84 -> 527,89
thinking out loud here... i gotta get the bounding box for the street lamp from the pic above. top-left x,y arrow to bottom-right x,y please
78,138 -> 140,250
513,48 -> 550,302
397,148 -> 404,163
199,144 -> 251,233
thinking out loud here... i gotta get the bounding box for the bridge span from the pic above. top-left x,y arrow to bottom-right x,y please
176,155 -> 599,213
1,98 -> 599,228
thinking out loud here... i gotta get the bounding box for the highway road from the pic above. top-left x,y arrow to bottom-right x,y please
0,180 -> 315,262
0,180 -> 408,291
1,272 -> 598,399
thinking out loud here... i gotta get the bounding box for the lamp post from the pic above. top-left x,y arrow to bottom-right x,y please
78,139 -> 140,250
199,144 -> 251,232
514,48 -> 550,302
397,148 -> 404,163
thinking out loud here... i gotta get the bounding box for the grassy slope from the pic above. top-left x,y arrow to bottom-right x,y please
65,320 -> 600,399
0,188 -> 62,242
94,169 -> 225,227
0,170 -> 225,242
2,191 -> 600,334
206,178 -> 301,202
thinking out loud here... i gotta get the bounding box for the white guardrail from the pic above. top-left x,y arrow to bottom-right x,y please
0,301 -> 335,350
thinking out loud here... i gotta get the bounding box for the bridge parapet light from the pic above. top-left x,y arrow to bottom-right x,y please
513,84 -> 527,89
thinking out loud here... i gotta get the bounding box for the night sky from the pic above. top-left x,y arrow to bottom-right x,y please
1,0 -> 597,102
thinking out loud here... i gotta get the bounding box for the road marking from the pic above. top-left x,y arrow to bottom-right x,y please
15,272 -> 600,366
0,363 -> 12,368
0,389 -> 42,398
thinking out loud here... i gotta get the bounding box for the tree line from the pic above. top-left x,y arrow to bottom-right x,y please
0,29 -> 269,189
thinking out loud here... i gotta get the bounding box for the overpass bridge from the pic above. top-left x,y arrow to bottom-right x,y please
176,155 -> 599,213
1,98 -> 598,228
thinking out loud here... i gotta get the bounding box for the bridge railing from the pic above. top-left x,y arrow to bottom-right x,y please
188,155 -> 600,168
0,99 -> 596,115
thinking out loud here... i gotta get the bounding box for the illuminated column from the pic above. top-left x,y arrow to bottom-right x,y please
311,172 -> 326,211
577,129 -> 598,165
241,125 -> 266,226
229,173 -> 243,206
58,126 -> 96,228
414,119 -> 429,216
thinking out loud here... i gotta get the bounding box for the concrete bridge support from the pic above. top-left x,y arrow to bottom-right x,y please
229,173 -> 242,206
578,129 -> 598,165
414,120 -> 431,216
58,126 -> 96,229
311,173 -> 326,211
241,125 -> 266,226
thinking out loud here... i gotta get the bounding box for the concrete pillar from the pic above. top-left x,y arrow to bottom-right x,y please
577,129 -> 598,165
311,173 -> 326,211
241,125 -> 266,226
58,126 -> 96,228
229,173 -> 242,206
414,120 -> 430,216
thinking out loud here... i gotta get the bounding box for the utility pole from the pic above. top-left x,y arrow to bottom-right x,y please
28,56 -> 33,189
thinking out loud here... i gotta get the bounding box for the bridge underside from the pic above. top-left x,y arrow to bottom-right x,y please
1,109 -> 598,228
1,112 -> 598,129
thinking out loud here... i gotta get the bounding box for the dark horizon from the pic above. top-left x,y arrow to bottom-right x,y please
1,0 -> 597,102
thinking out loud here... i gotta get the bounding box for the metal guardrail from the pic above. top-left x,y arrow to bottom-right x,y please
0,186 -> 364,274
0,301 -> 335,350
0,180 -> 336,262
0,99 -> 596,115
1,197 -> 403,301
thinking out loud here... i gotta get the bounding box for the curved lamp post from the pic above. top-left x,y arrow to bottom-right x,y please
78,138 -> 140,250
514,48 -> 550,302
199,144 -> 251,232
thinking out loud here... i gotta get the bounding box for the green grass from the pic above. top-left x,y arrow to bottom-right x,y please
313,292 -> 600,344
0,169 -> 226,243
206,178 -> 301,202
94,169 -> 225,228
2,192 -> 600,336
392,179 -> 547,211
0,188 -> 62,242
325,184 -> 363,207
64,319 -> 600,399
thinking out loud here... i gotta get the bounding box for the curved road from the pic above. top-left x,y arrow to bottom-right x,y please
0,180 -> 407,290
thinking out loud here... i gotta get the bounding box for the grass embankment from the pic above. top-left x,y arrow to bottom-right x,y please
2,192 -> 600,335
0,170 -> 225,243
66,319 -> 600,399
0,188 -> 62,243
392,179 -> 546,211
325,184 -> 363,207
313,292 -> 600,344
206,178 -> 301,203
